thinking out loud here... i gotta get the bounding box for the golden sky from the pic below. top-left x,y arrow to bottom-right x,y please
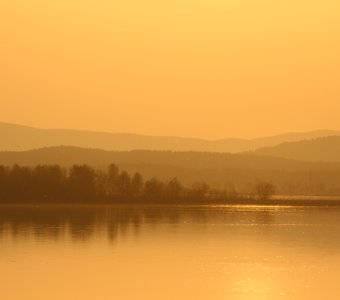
0,0 -> 339,139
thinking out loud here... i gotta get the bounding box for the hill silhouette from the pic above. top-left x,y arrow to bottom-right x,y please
255,136 -> 340,162
1,146 -> 340,171
1,146 -> 340,195
1,122 -> 339,152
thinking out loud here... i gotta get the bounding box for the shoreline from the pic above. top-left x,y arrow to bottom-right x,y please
1,198 -> 340,207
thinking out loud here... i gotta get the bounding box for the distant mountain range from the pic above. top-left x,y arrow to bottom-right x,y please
1,122 -> 339,153
1,146 -> 339,171
2,122 -> 340,193
1,146 -> 340,193
254,136 -> 340,162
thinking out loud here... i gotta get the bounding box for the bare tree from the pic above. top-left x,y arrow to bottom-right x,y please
255,182 -> 275,201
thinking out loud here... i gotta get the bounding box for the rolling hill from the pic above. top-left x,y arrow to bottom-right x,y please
1,146 -> 340,194
1,122 -> 339,153
255,136 -> 340,162
0,146 -> 339,171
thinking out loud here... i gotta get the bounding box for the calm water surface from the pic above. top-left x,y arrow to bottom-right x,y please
1,205 -> 340,300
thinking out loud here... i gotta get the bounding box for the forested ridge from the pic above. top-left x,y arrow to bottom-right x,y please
0,164 -> 238,204
2,163 -> 340,205
2,147 -> 340,195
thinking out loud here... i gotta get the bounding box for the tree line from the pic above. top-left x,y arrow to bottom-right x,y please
0,164 -> 275,204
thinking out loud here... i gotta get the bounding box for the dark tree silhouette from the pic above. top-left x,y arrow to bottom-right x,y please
107,164 -> 120,197
131,172 -> 143,197
143,178 -> 164,201
189,182 -> 210,201
117,171 -> 131,197
69,165 -> 96,201
0,163 -> 247,204
255,182 -> 275,201
165,178 -> 183,203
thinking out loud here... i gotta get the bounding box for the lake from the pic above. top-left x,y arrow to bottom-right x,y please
1,205 -> 340,299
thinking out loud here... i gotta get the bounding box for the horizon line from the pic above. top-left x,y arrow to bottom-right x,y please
0,121 -> 339,142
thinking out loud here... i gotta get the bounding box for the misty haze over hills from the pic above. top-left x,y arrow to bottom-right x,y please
2,146 -> 340,171
1,122 -> 339,153
1,122 -> 340,194
254,136 -> 340,162
1,146 -> 340,195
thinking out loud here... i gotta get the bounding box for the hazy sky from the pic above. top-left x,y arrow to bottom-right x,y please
1,0 -> 339,139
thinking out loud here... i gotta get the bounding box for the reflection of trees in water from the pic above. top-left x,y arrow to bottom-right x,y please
1,206 -> 340,250
0,206 -> 280,241
0,206 -> 187,242
0,206 -> 212,241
